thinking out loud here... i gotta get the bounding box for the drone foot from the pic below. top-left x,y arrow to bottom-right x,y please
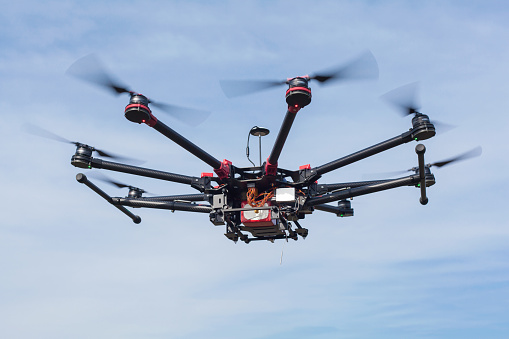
224,232 -> 239,243
295,228 -> 309,239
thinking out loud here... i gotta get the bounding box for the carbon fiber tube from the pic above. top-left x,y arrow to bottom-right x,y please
416,144 -> 428,205
314,131 -> 413,176
320,179 -> 394,192
152,119 -> 222,169
142,194 -> 211,202
268,108 -> 298,165
91,158 -> 197,185
113,198 -> 212,213
306,175 -> 420,206
314,204 -> 343,214
76,173 -> 141,224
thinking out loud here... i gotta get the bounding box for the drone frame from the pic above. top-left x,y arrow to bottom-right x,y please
71,75 -> 438,244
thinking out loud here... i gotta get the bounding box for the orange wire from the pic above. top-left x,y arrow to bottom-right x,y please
247,187 -> 274,207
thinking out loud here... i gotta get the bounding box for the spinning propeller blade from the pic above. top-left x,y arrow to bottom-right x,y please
364,146 -> 482,179
92,148 -> 123,160
429,146 -> 482,168
91,172 -> 152,195
24,123 -> 75,144
24,123 -> 143,163
219,79 -> 287,98
94,174 -> 131,189
220,50 -> 379,98
67,54 -> 210,126
309,50 -> 379,84
149,100 -> 210,127
381,81 -> 421,116
66,54 -> 131,95
381,82 -> 455,133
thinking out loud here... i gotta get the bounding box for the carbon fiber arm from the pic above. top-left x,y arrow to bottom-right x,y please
305,174 -> 420,207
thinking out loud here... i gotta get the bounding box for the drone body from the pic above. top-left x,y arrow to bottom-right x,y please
49,53 -> 479,244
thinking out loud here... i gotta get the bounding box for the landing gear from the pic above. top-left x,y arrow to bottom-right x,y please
224,218 -> 308,244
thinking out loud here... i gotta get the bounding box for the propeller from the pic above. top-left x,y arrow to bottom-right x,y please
90,172 -> 153,195
427,146 -> 482,168
381,82 -> 421,116
66,54 -> 210,126
24,123 -> 143,163
381,82 -> 455,133
66,53 -> 130,95
368,146 -> 482,178
219,50 -> 379,98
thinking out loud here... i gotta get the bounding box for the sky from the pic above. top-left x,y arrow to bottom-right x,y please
1,0 -> 508,338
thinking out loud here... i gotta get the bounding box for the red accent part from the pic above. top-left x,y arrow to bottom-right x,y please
241,201 -> 275,227
214,159 -> 232,180
299,164 -> 311,170
201,172 -> 213,178
288,104 -> 301,114
145,113 -> 157,127
124,103 -> 158,126
125,103 -> 152,113
265,158 -> 278,176
285,86 -> 312,96
286,75 -> 310,82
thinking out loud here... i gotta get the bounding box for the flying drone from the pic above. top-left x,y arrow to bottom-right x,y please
34,52 -> 481,244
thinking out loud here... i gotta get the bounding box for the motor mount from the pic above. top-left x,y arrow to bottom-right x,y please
411,113 -> 436,141
71,144 -> 93,168
124,94 -> 152,124
128,187 -> 144,199
285,77 -> 312,108
337,199 -> 354,217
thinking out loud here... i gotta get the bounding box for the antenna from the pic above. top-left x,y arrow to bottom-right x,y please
247,126 -> 270,166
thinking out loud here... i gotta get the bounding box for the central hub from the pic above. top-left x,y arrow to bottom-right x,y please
125,94 -> 152,124
285,77 -> 312,107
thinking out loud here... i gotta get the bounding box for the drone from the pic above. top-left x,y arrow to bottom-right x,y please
32,52 -> 481,244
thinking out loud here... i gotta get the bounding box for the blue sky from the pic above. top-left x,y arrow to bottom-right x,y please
1,0 -> 508,338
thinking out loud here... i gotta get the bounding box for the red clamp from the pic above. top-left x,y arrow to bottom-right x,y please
145,114 -> 158,127
214,159 -> 232,180
136,111 -> 158,127
265,158 -> 278,176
